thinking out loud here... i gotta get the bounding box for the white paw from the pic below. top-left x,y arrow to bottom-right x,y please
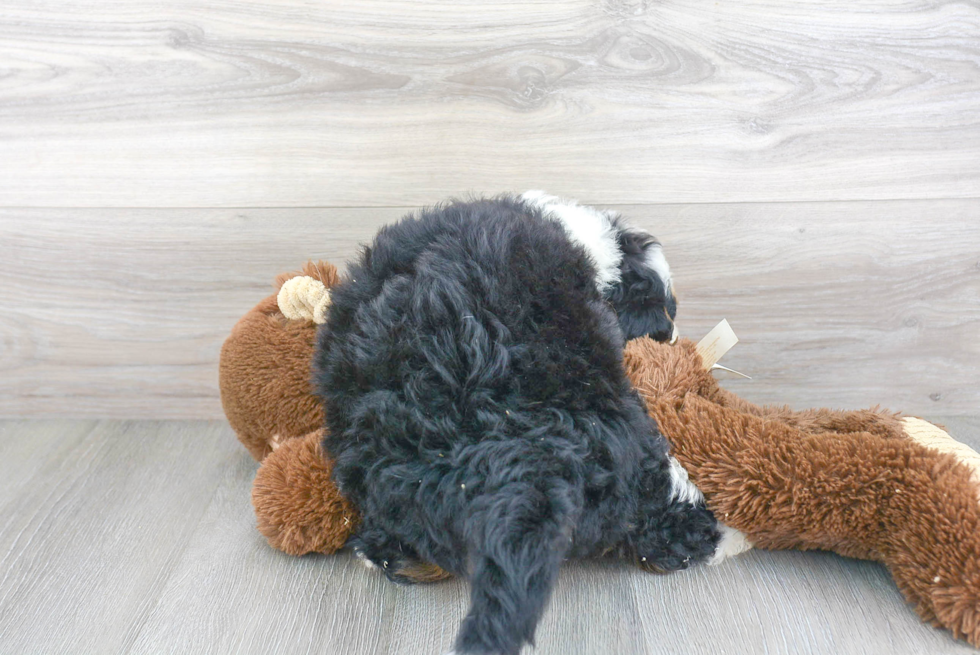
709,523 -> 753,565
354,549 -> 378,570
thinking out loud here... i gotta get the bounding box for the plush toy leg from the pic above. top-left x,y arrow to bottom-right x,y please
252,430 -> 359,555
252,429 -> 453,579
709,384 -> 908,443
651,394 -> 980,647
625,336 -> 980,645
897,417 -> 980,641
625,335 -> 909,443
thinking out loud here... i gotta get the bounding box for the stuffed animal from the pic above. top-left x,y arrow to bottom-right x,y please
219,262 -> 980,648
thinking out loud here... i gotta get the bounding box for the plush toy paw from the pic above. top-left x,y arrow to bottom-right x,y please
251,430 -> 358,555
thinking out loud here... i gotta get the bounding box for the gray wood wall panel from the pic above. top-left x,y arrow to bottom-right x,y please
0,1 -> 978,207
2,200 -> 977,419
1,418 -> 978,654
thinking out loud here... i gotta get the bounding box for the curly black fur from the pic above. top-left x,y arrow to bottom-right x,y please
315,195 -> 719,655
607,223 -> 678,342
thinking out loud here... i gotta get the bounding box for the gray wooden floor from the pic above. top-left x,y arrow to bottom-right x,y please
2,418 -> 979,655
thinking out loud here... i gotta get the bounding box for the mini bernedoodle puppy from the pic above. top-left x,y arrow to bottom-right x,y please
315,192 -> 732,655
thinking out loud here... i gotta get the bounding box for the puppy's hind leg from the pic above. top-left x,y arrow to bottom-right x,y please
452,477 -> 580,655
350,520 -> 452,584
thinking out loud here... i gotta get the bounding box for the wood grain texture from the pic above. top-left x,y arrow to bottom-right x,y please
1,418 -> 979,654
0,207 -> 406,418
2,200 -> 977,418
0,420 -> 241,654
646,200 -> 980,413
0,0 -> 978,207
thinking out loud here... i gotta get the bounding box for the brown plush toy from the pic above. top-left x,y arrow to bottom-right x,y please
220,261 -> 358,555
219,262 -> 980,647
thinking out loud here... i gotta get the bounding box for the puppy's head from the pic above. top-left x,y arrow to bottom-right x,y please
518,191 -> 677,342
605,223 -> 677,343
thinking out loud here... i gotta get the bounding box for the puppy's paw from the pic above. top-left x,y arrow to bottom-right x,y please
708,523 -> 753,565
634,504 -> 720,573
354,549 -> 379,571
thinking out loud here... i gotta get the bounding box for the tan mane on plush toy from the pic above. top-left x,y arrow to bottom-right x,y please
220,261 -> 980,648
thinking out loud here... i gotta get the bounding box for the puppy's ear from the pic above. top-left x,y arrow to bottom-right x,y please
606,230 -> 677,342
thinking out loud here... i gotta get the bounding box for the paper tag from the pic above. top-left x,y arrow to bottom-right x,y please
695,319 -> 739,369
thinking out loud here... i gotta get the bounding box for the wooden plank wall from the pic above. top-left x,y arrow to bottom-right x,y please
1,1 -> 978,418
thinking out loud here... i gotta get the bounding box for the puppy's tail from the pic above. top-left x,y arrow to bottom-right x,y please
452,474 -> 579,655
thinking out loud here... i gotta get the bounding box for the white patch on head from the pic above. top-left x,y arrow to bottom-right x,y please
668,456 -> 704,505
643,242 -> 673,297
708,523 -> 753,565
520,190 -> 623,292
354,549 -> 378,570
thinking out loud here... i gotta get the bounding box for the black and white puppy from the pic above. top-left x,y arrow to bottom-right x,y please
315,192 -> 721,655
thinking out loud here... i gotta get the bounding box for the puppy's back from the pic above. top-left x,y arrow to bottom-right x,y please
318,197 -> 632,443
315,196 -> 650,655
